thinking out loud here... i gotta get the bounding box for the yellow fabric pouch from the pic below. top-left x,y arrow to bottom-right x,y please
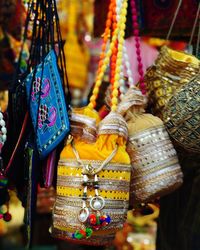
52,108 -> 131,246
52,0 -> 131,245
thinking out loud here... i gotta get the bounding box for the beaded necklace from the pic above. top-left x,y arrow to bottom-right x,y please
0,108 -> 10,222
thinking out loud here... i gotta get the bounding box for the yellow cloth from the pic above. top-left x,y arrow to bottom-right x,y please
123,106 -> 163,134
60,134 -> 130,165
72,106 -> 100,124
166,46 -> 199,64
127,113 -> 163,135
61,106 -> 130,164
54,110 -> 131,244
63,0 -> 90,89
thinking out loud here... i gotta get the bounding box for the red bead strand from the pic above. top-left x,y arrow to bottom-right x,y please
130,0 -> 146,95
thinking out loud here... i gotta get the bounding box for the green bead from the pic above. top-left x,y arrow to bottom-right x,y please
74,231 -> 84,240
86,228 -> 93,238
96,215 -> 101,225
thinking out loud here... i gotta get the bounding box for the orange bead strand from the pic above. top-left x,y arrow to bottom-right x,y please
89,0 -> 118,109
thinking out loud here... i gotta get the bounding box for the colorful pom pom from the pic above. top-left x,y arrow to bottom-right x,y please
72,227 -> 93,239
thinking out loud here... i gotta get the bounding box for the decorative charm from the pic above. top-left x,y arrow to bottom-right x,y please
87,213 -> 111,231
73,154 -> 113,238
90,196 -> 105,211
78,207 -> 89,223
72,228 -> 93,240
100,215 -> 111,227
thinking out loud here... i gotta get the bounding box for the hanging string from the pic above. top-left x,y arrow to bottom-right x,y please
166,0 -> 183,40
188,2 -> 200,48
196,18 -> 200,57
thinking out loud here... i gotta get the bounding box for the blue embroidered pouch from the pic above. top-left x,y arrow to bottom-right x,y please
25,50 -> 70,159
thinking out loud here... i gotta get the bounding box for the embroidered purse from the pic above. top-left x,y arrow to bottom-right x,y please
25,50 -> 70,159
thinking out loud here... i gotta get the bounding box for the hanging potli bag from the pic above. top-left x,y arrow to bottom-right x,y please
118,0 -> 183,204
163,72 -> 200,153
52,0 -> 131,245
144,0 -> 200,119
163,4 -> 200,154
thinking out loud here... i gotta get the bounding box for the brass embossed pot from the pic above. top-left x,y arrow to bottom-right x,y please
144,46 -> 199,119
164,73 -> 200,153
118,87 -> 183,204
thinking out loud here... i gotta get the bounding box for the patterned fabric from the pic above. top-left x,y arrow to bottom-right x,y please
127,124 -> 183,204
164,74 -> 200,153
25,50 -> 70,159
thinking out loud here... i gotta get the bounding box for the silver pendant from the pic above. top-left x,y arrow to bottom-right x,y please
78,207 -> 89,223
90,196 -> 105,211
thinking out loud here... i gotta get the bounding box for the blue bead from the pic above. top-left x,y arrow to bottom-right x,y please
106,215 -> 111,224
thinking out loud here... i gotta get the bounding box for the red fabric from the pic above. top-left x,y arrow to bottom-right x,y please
140,0 -> 199,39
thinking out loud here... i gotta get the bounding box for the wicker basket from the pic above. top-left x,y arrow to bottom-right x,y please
164,73 -> 200,153
144,46 -> 199,119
